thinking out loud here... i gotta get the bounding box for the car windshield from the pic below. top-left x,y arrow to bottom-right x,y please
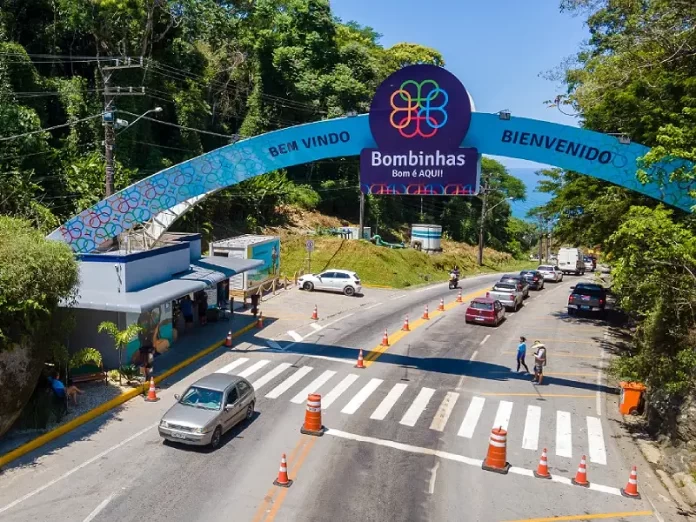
180,386 -> 223,410
471,301 -> 493,310
573,288 -> 604,297
493,283 -> 516,291
538,266 -> 553,271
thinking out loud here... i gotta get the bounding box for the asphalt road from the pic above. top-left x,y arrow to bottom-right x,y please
0,273 -> 668,522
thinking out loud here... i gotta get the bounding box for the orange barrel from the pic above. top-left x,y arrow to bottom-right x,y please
300,393 -> 325,436
482,427 -> 510,474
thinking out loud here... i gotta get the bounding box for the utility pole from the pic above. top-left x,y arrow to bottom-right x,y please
537,214 -> 544,262
477,180 -> 489,266
101,57 -> 144,197
358,192 -> 365,240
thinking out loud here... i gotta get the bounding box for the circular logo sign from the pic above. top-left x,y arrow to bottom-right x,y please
368,64 -> 472,149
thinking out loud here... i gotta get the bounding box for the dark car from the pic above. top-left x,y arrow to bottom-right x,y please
499,274 -> 530,299
568,284 -> 607,317
520,270 -> 545,290
465,297 -> 506,326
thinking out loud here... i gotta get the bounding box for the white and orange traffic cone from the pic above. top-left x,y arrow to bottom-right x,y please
402,315 -> 410,331
482,427 -> 511,474
456,290 -> 463,303
381,329 -> 389,347
144,377 -> 159,402
572,455 -> 590,487
438,298 -> 445,311
621,466 -> 641,499
534,448 -> 551,479
422,304 -> 430,320
224,331 -> 233,347
355,349 -> 365,369
273,453 -> 293,487
257,311 -> 264,329
311,305 -> 318,320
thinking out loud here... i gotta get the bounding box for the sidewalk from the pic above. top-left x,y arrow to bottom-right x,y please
0,311 -> 258,459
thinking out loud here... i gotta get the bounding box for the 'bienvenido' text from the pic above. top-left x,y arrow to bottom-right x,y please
501,130 -> 613,164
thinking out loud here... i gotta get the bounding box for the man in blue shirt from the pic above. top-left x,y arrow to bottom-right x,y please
516,336 -> 530,373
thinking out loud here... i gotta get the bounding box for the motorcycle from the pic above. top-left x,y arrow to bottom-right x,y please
448,272 -> 459,289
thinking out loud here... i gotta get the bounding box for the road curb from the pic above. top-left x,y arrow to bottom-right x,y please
0,320 -> 257,470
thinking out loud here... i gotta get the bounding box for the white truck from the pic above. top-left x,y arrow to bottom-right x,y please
557,247 -> 585,275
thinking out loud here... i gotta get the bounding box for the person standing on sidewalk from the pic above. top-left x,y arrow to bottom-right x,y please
516,336 -> 530,373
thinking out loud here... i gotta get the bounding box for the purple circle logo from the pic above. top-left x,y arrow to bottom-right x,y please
369,64 -> 472,149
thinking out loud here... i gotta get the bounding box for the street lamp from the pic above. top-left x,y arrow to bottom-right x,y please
116,106 -> 163,133
477,195 -> 514,266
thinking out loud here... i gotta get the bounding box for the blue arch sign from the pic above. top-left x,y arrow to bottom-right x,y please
50,66 -> 695,253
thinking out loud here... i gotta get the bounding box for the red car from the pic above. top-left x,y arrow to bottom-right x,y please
465,297 -> 506,326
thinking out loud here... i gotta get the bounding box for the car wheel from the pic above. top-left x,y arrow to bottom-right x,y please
210,426 -> 222,449
568,308 -> 575,316
246,401 -> 255,421
344,286 -> 355,297
303,282 -> 314,291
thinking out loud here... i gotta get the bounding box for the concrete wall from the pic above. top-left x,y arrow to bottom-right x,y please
122,244 -> 190,292
68,309 -> 124,369
78,259 -> 123,294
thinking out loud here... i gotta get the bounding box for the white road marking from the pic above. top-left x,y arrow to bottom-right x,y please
324,428 -> 621,497
587,416 -> 608,465
428,461 -> 440,494
522,405 -> 541,451
597,332 -> 607,416
82,493 -> 115,522
400,387 -> 436,427
480,335 -> 490,345
265,366 -> 313,399
364,302 -> 382,310
287,330 -> 303,342
458,396 -> 485,438
341,378 -> 383,414
281,313 -> 356,352
290,353 -> 356,365
322,374 -> 360,409
456,350 -> 477,390
266,340 -> 282,350
251,362 -> 292,390
492,400 -> 514,431
310,323 -> 323,331
0,424 -> 157,515
556,411 -> 573,458
429,392 -> 459,432
290,370 -> 336,404
216,358 -> 249,374
370,383 -> 408,420
392,294 -> 407,300
237,360 -> 270,378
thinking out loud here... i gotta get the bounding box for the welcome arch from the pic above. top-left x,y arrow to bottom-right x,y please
49,112 -> 696,254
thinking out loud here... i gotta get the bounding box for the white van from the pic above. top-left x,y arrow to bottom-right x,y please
557,247 -> 585,275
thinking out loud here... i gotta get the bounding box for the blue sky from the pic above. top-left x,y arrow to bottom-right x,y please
330,0 -> 589,170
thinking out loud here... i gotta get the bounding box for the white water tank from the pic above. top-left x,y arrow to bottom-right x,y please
411,224 -> 442,252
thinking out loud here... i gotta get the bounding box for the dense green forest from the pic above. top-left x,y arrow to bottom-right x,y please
529,0 -> 696,424
0,0 -> 535,255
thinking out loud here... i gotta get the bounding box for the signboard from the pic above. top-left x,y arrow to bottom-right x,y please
305,239 -> 315,252
246,238 -> 280,286
360,64 -> 480,195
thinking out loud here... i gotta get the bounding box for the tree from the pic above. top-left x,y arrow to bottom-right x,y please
0,216 -> 79,437
98,321 -> 144,384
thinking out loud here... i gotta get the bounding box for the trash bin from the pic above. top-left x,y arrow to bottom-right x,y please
619,381 -> 646,415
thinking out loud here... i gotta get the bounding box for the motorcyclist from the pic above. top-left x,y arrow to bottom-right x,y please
450,265 -> 460,279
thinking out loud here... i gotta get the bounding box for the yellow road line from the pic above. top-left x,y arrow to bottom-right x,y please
478,392 -> 595,398
488,372 -> 596,377
531,338 -> 600,344
500,510 -> 653,522
363,287 -> 489,366
502,351 -> 602,360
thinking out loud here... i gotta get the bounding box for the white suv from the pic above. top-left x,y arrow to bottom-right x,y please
537,265 -> 564,282
298,269 -> 362,296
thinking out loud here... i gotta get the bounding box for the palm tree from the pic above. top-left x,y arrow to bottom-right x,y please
98,322 -> 144,384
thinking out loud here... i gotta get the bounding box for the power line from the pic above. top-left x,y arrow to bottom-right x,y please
0,113 -> 104,142
117,110 -> 238,140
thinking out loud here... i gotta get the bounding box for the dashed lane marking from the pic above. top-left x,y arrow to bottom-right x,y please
287,330 -> 303,342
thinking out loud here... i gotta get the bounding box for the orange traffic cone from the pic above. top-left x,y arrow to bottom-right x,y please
534,448 -> 552,479
144,377 -> 159,402
273,453 -> 293,488
311,305 -> 318,320
438,298 -> 445,311
456,290 -> 463,303
422,304 -> 430,320
621,466 -> 641,499
482,427 -> 510,474
257,311 -> 264,329
225,331 -> 233,347
355,349 -> 365,369
402,315 -> 410,331
300,393 -> 325,436
572,455 -> 590,487
381,329 -> 389,347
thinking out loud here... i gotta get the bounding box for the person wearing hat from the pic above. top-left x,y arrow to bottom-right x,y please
532,340 -> 547,384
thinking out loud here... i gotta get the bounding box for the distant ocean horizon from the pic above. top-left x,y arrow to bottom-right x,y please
506,167 -> 553,221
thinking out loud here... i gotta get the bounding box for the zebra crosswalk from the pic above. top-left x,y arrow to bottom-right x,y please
216,358 -> 609,465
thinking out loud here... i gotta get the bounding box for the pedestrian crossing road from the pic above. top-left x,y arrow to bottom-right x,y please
215,358 -> 608,466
